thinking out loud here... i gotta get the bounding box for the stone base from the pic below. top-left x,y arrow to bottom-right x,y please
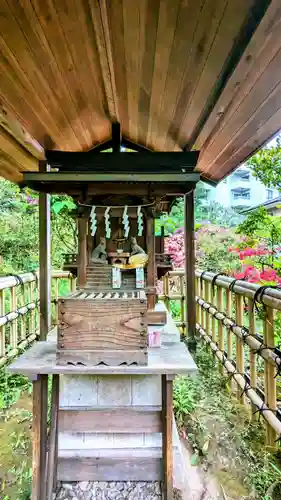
56,481 -> 163,500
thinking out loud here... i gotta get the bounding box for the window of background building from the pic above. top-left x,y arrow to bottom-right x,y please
267,189 -> 273,200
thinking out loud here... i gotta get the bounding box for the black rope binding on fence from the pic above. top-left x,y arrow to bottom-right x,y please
9,274 -> 24,287
199,271 -> 209,288
211,273 -> 227,296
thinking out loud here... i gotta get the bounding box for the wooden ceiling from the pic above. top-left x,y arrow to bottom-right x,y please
1,0 -> 281,184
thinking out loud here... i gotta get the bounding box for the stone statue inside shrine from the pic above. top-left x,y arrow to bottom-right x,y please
91,236 -> 108,264
130,236 -> 146,255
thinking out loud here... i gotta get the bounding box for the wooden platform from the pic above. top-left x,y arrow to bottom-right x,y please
9,340 -> 196,376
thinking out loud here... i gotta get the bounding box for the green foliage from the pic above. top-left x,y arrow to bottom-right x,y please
0,178 -> 77,274
173,345 -> 281,498
155,182 -> 242,236
248,137 -> 281,188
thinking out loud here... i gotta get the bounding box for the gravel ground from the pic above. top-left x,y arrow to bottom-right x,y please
55,481 -> 163,500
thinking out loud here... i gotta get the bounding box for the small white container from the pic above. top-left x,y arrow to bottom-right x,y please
148,329 -> 162,348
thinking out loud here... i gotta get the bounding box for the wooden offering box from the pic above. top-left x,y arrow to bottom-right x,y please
57,290 -> 148,366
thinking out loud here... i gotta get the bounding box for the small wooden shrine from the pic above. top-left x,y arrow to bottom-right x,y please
13,125 -> 200,500
22,135 -> 200,368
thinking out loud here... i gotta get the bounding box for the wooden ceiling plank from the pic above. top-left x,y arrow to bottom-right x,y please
138,0 -> 161,147
122,0 -> 141,142
0,102 -> 44,160
30,0 -> 97,149
0,45 -> 69,150
194,0 -> 281,153
152,0 -> 204,151
3,0 -> 84,150
87,0 -> 119,124
199,72 -> 281,179
164,0 -> 229,151
51,0 -> 109,146
176,0 -> 256,150
206,103 -> 281,181
0,126 -> 38,183
200,44 -> 281,174
105,0 -> 130,137
146,0 -> 180,149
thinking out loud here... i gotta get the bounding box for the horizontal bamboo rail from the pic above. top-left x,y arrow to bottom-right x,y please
162,269 -> 281,449
0,270 -> 75,368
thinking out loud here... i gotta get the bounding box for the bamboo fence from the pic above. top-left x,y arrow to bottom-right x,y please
0,270 -> 76,368
160,269 -> 281,448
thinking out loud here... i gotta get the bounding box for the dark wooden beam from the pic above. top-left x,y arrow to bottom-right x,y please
184,0 -> 272,151
44,151 -> 200,170
184,190 -> 196,350
112,122 -> 121,152
88,139 -> 113,152
39,160 -> 51,339
122,137 -> 152,153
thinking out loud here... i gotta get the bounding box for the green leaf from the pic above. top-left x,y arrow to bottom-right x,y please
190,453 -> 199,466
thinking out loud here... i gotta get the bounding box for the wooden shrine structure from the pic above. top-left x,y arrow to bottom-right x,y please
2,1 -> 281,499
9,132 -> 200,500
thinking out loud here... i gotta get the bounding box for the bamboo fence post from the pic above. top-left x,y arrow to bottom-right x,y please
217,286 -> 224,373
248,299 -> 257,420
235,294 -> 245,403
70,275 -> 76,293
201,280 -> 206,330
20,284 -> 27,340
226,289 -> 232,359
163,275 -> 170,313
205,281 -> 211,336
180,275 -> 185,335
10,286 -> 17,349
264,306 -> 277,448
211,283 -> 216,341
54,278 -> 59,326
0,290 -> 4,357
30,281 -> 36,334
195,276 -> 201,326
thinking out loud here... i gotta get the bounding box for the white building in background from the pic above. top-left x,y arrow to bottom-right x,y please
202,165 -> 280,211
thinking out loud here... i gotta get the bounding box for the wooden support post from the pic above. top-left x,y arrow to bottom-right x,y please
112,122 -> 121,152
39,161 -> 51,340
162,375 -> 173,500
146,215 -> 156,309
47,375 -> 60,500
32,374 -> 48,500
160,225 -> 165,253
77,218 -> 88,288
264,306 -> 277,447
184,191 -> 196,349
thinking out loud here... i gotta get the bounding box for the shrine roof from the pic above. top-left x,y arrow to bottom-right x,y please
1,0 -> 280,184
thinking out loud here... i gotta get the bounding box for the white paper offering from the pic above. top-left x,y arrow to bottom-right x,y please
112,267 -> 121,289
136,267 -> 144,288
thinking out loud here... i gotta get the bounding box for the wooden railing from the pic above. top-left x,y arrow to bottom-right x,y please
0,270 -> 76,368
161,269 -> 281,448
